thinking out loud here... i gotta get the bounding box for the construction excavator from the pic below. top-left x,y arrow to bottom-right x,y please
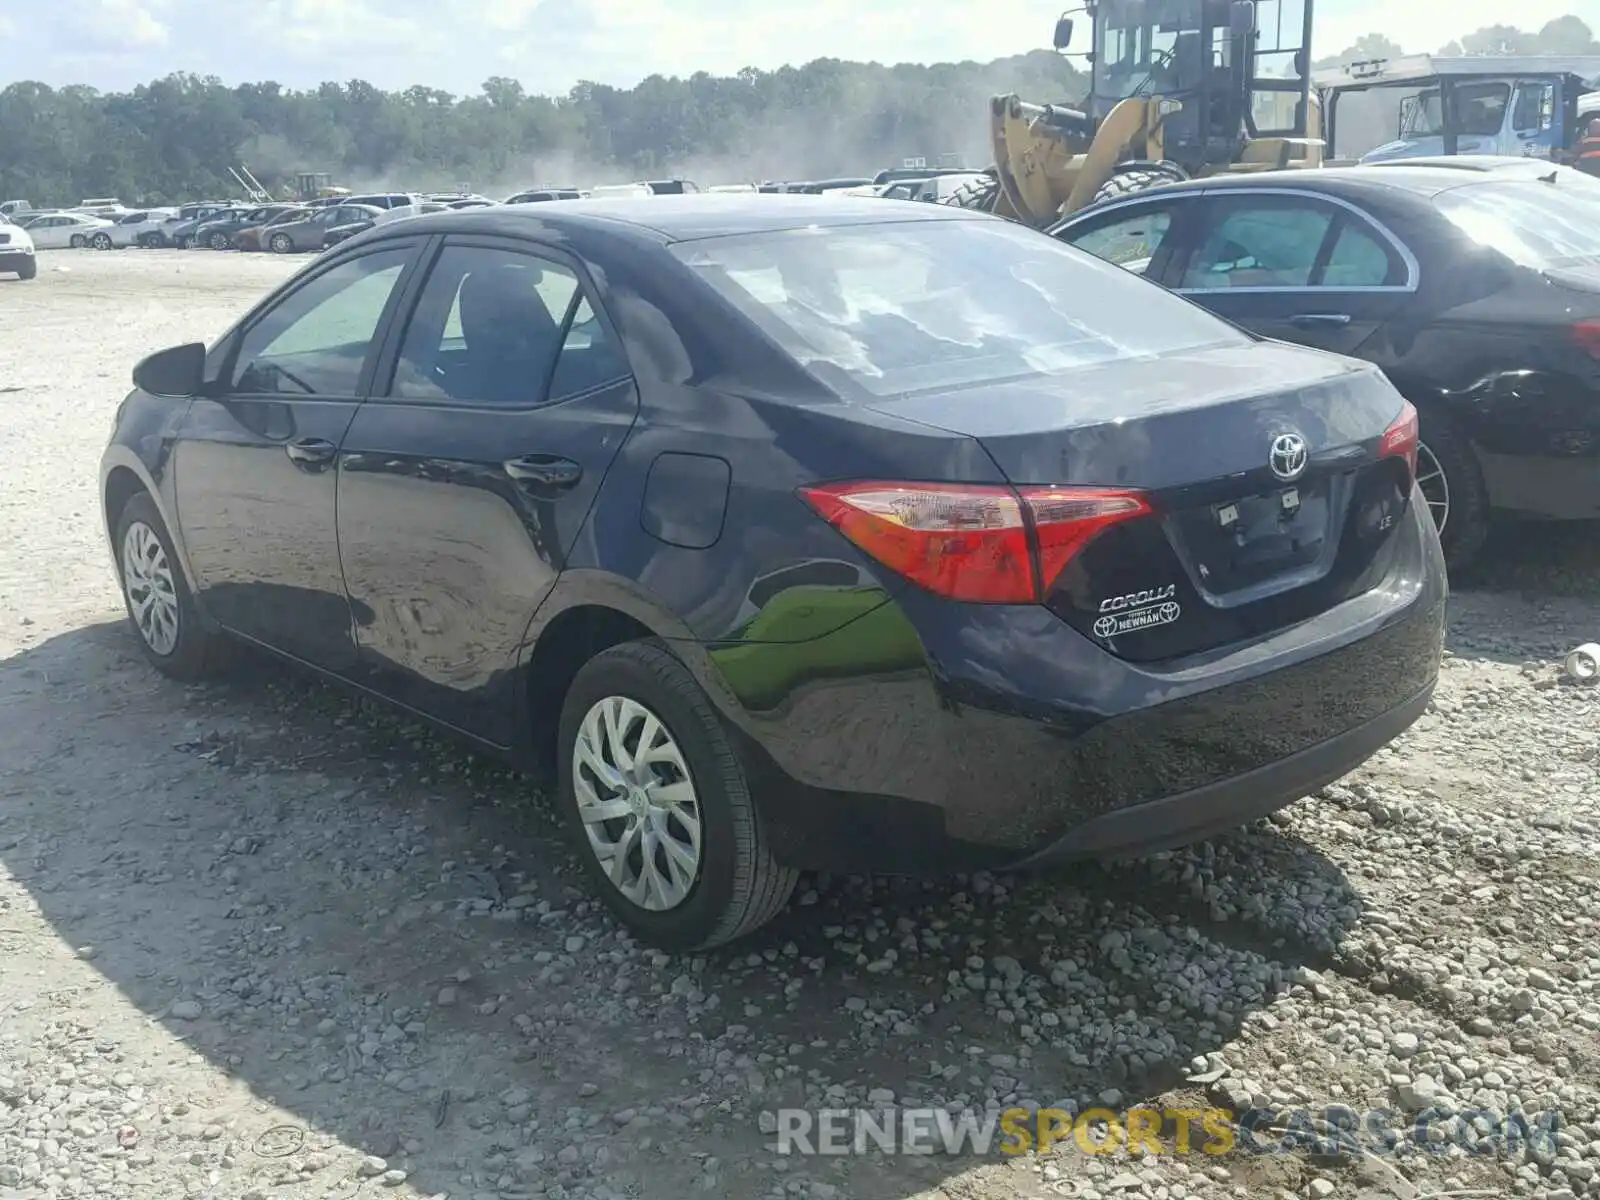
947,0 -> 1324,224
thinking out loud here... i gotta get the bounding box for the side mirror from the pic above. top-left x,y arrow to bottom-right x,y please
1053,14 -> 1075,50
1230,0 -> 1255,36
132,342 -> 206,397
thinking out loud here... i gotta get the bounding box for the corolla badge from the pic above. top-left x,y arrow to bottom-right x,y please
1269,432 -> 1308,482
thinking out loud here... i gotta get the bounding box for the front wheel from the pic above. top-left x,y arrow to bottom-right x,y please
173,235 -> 190,249
17,257 -> 36,280
69,234 -> 87,249
114,493 -> 231,680
269,232 -> 293,253
557,641 -> 798,951
1089,161 -> 1190,207
91,232 -> 113,250
208,232 -> 231,250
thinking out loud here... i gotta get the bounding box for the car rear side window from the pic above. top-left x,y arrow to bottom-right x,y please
386,245 -> 629,406
671,218 -> 1244,397
228,249 -> 412,397
1181,202 -> 1332,289
1435,180 -> 1600,268
1060,206 -> 1175,276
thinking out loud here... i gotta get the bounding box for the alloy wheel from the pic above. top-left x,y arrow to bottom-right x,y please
1415,441 -> 1450,536
70,234 -> 86,248
121,521 -> 180,656
572,695 -> 703,912
209,233 -> 230,250
92,233 -> 112,250
270,233 -> 292,253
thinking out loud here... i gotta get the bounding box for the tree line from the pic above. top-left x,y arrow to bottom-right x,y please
2,15 -> 1596,208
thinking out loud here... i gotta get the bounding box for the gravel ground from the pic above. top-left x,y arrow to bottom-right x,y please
1,248 -> 1598,1200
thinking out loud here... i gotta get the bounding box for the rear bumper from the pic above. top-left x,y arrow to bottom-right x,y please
727,496 -> 1446,875
1012,680 -> 1432,866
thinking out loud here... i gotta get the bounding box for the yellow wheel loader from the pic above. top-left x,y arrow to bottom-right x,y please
948,0 -> 1325,225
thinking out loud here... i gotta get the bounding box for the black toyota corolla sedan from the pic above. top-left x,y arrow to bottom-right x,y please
1051,163 -> 1600,570
100,196 -> 1446,949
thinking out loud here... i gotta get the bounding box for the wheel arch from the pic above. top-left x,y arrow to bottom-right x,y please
100,451 -> 200,593
518,572 -> 742,776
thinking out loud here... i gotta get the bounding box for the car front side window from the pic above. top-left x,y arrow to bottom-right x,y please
228,248 -> 413,397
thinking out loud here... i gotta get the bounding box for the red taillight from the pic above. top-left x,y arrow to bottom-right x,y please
1572,319 -> 1600,359
798,480 -> 1151,604
1378,400 -> 1419,478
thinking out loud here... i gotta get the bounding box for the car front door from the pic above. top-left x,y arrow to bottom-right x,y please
173,240 -> 425,668
1165,191 -> 1415,356
1511,79 -> 1558,158
336,236 -> 640,744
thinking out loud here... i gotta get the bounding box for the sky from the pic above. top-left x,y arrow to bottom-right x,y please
10,0 -> 1600,96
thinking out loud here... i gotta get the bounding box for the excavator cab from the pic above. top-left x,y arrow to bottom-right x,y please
952,0 -> 1322,225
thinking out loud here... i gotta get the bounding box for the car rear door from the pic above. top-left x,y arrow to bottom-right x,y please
335,235 -> 640,744
173,239 -> 427,669
1165,190 -> 1416,356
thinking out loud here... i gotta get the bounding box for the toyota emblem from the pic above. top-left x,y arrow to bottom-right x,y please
1269,433 -> 1308,482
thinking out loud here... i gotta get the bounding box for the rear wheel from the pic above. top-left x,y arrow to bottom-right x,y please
1090,161 -> 1189,206
269,232 -> 293,253
173,235 -> 190,249
69,234 -> 87,249
208,231 -> 231,250
557,641 -> 798,950
17,258 -> 36,280
1414,410 -> 1490,572
91,231 -> 113,250
939,173 -> 1000,212
114,493 -> 231,680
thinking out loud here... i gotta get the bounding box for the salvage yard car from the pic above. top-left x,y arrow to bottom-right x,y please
0,213 -> 36,278
1051,163 -> 1600,569
100,196 -> 1446,950
259,203 -> 386,253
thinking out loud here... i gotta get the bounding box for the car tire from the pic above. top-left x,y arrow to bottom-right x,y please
17,258 -> 36,280
1414,410 -> 1490,572
173,235 -> 190,250
208,232 -> 231,250
939,173 -> 1000,212
69,234 -> 87,249
557,640 -> 798,951
113,493 -> 231,680
269,233 -> 293,253
1090,161 -> 1190,206
91,232 -> 113,250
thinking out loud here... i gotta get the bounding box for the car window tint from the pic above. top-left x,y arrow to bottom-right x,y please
1064,208 -> 1173,275
230,249 -> 411,396
1182,202 -> 1333,288
672,218 -> 1246,398
390,245 -> 584,406
547,296 -> 631,398
1321,221 -> 1397,287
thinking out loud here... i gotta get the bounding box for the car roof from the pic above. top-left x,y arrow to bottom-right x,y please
363,192 -> 981,244
1106,164 -> 1559,203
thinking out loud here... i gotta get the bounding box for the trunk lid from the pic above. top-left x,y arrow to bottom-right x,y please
864,341 -> 1416,662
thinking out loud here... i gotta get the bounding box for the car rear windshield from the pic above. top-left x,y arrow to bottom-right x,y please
1434,180 -> 1600,268
669,217 -> 1247,396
